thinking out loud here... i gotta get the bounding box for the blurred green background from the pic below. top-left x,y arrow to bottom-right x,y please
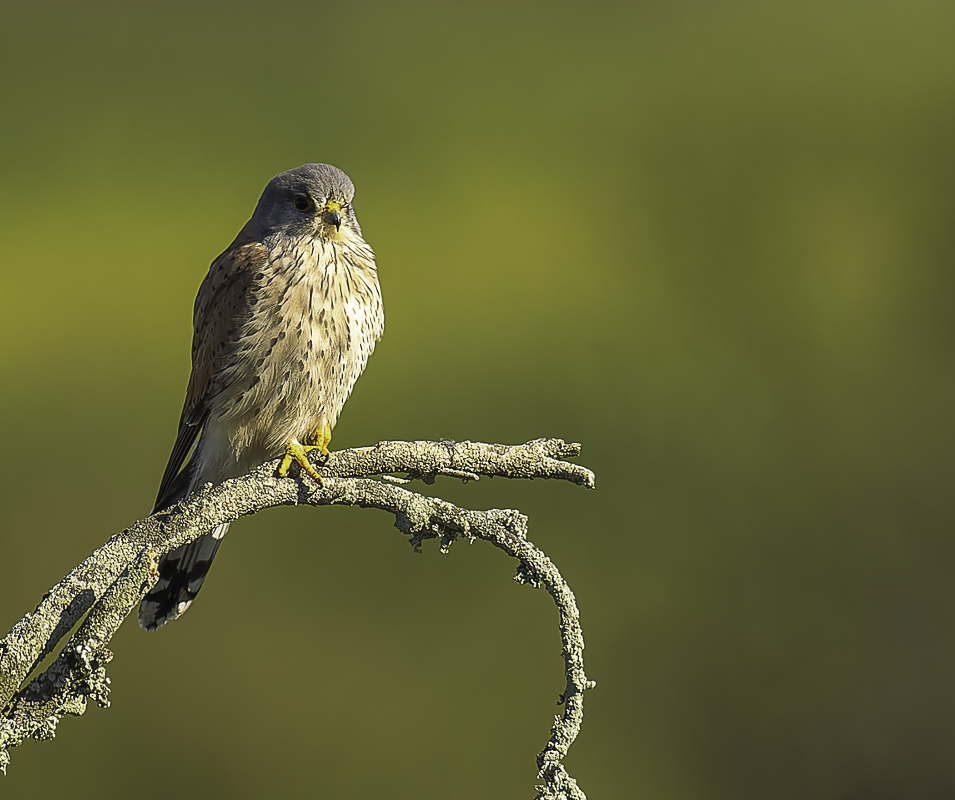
3,1 -> 955,797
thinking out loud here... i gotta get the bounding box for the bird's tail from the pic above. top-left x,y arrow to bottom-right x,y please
139,457 -> 231,631
138,522 -> 230,630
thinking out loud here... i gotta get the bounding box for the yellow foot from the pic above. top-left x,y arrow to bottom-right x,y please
278,438 -> 325,485
307,421 -> 333,457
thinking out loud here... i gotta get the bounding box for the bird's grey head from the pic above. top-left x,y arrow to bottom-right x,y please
252,163 -> 361,242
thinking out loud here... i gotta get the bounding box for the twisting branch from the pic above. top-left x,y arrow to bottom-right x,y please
0,438 -> 596,798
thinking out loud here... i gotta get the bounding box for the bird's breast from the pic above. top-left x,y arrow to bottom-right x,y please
207,239 -> 382,472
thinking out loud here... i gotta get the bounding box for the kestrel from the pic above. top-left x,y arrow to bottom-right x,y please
139,164 -> 384,631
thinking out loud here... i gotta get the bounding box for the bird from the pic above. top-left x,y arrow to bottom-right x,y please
138,163 -> 384,631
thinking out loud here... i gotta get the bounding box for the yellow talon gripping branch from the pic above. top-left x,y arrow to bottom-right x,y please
278,438 -> 326,485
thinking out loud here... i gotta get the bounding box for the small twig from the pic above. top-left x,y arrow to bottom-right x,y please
0,439 -> 595,798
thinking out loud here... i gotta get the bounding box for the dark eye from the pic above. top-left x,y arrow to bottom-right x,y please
293,195 -> 312,212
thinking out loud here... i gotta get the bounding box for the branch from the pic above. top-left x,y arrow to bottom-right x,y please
0,438 -> 596,798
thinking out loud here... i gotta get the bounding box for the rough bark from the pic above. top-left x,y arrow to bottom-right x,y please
0,438 -> 595,799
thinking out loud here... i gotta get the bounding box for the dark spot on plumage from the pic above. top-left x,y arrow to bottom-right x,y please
159,553 -> 184,576
269,337 -> 278,348
249,376 -> 260,387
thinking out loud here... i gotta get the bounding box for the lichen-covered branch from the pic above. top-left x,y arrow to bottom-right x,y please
0,438 -> 595,798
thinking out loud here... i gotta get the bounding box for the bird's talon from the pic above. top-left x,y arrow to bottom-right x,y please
308,422 -> 333,457
278,439 -> 324,485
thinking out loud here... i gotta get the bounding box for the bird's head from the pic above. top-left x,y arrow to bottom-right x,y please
252,163 -> 362,244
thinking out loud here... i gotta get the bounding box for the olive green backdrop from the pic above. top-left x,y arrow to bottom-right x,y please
3,1 -> 954,798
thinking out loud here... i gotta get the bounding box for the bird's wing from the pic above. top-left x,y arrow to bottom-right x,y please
153,227 -> 265,510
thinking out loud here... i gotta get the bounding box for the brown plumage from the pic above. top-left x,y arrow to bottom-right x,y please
139,164 -> 383,630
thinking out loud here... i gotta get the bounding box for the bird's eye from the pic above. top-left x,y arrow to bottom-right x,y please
293,195 -> 312,212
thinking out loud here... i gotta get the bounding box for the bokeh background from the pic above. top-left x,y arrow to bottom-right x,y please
3,1 -> 955,797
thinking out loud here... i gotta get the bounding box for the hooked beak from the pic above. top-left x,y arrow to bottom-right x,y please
321,201 -> 342,230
